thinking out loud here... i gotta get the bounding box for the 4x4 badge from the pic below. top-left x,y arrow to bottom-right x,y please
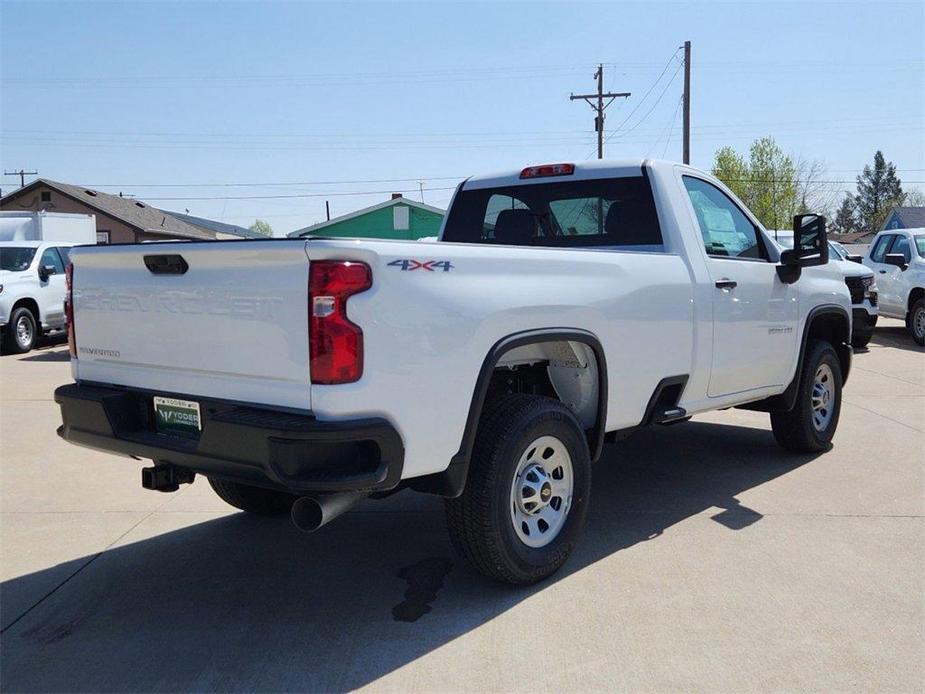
387,259 -> 453,272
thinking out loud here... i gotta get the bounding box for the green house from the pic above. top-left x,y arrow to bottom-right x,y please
288,195 -> 445,240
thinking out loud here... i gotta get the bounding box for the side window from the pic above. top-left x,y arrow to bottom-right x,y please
57,247 -> 72,265
890,235 -> 913,263
870,235 -> 893,263
682,176 -> 766,260
39,247 -> 65,274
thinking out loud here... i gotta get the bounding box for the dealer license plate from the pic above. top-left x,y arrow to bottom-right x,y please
153,396 -> 201,436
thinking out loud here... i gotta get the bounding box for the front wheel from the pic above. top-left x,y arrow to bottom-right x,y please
770,340 -> 843,453
445,394 -> 591,585
3,307 -> 38,354
851,333 -> 872,350
909,299 -> 925,346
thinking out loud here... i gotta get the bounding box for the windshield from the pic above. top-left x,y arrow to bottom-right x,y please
0,247 -> 37,272
916,235 -> 925,258
828,241 -> 848,260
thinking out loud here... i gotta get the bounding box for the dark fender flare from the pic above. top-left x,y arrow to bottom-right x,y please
738,304 -> 852,413
408,328 -> 608,498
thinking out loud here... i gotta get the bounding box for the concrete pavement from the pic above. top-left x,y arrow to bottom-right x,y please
1,320 -> 922,692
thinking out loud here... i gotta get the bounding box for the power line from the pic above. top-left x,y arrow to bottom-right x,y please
605,48 -> 682,144
138,186 -> 459,202
609,61 -> 684,142
83,175 -> 467,188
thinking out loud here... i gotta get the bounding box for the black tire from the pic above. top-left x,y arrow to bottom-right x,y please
909,299 -> 925,346
770,340 -> 842,453
2,307 -> 38,354
445,394 -> 591,585
851,333 -> 872,350
208,478 -> 297,515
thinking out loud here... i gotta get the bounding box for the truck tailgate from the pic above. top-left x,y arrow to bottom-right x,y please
70,241 -> 312,410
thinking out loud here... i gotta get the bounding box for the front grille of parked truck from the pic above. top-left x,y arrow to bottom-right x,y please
845,275 -> 877,306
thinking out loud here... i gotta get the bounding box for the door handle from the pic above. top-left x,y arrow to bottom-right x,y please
715,279 -> 737,289
879,270 -> 886,274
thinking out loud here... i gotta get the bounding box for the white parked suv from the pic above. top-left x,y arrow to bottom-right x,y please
770,232 -> 878,348
863,228 -> 925,346
54,160 -> 854,584
0,241 -> 76,353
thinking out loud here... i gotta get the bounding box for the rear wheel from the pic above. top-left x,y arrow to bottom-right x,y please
770,340 -> 842,453
208,478 -> 298,515
910,299 -> 925,346
445,394 -> 591,585
2,307 -> 38,354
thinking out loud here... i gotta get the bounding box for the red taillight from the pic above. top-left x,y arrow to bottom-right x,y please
520,163 -> 575,179
65,262 -> 76,358
308,261 -> 372,384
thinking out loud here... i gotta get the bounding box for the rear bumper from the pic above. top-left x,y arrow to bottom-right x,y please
54,382 -> 404,494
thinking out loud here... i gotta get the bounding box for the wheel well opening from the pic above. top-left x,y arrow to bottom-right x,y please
11,298 -> 40,323
489,340 -> 601,443
909,287 -> 924,313
808,312 -> 850,378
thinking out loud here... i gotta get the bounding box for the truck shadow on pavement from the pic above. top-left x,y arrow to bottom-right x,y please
1,420 -> 822,692
869,326 -> 925,353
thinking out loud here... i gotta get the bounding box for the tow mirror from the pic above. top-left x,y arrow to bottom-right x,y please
777,214 -> 828,283
884,253 -> 908,271
38,264 -> 57,281
791,214 -> 828,267
845,254 -> 863,264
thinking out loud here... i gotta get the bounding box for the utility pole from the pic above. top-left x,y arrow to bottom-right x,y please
682,40 -> 691,165
4,169 -> 38,188
570,65 -> 630,159
417,180 -> 426,203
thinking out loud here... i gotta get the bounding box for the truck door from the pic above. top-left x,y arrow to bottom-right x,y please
882,235 -> 911,313
37,246 -> 67,326
682,176 -> 799,397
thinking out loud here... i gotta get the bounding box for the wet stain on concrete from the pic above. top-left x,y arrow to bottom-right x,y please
392,557 -> 453,622
22,618 -> 81,645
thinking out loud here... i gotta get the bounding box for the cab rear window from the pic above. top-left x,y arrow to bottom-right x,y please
442,176 -> 663,249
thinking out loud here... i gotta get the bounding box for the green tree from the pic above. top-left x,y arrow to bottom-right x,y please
712,146 -> 749,202
830,195 -> 857,235
711,136 -> 799,230
854,151 -> 904,233
249,219 -> 273,237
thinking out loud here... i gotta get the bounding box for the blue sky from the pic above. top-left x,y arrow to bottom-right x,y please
2,1 -> 923,235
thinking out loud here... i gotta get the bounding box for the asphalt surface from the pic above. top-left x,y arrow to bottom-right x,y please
1,320 -> 922,692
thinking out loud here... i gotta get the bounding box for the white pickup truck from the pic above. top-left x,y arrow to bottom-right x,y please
55,160 -> 853,584
862,227 -> 925,345
1,241 -> 75,353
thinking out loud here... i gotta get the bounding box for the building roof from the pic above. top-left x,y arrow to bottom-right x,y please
288,197 -> 446,237
163,211 -> 263,238
835,230 -> 878,243
882,206 -> 925,230
0,179 -> 214,240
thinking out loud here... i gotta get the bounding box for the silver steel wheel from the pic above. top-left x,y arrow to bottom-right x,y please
15,314 -> 33,348
811,363 -> 835,432
914,306 -> 925,340
509,435 -> 574,548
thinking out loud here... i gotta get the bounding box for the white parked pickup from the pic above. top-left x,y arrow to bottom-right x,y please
55,160 -> 854,584
863,227 -> 925,345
